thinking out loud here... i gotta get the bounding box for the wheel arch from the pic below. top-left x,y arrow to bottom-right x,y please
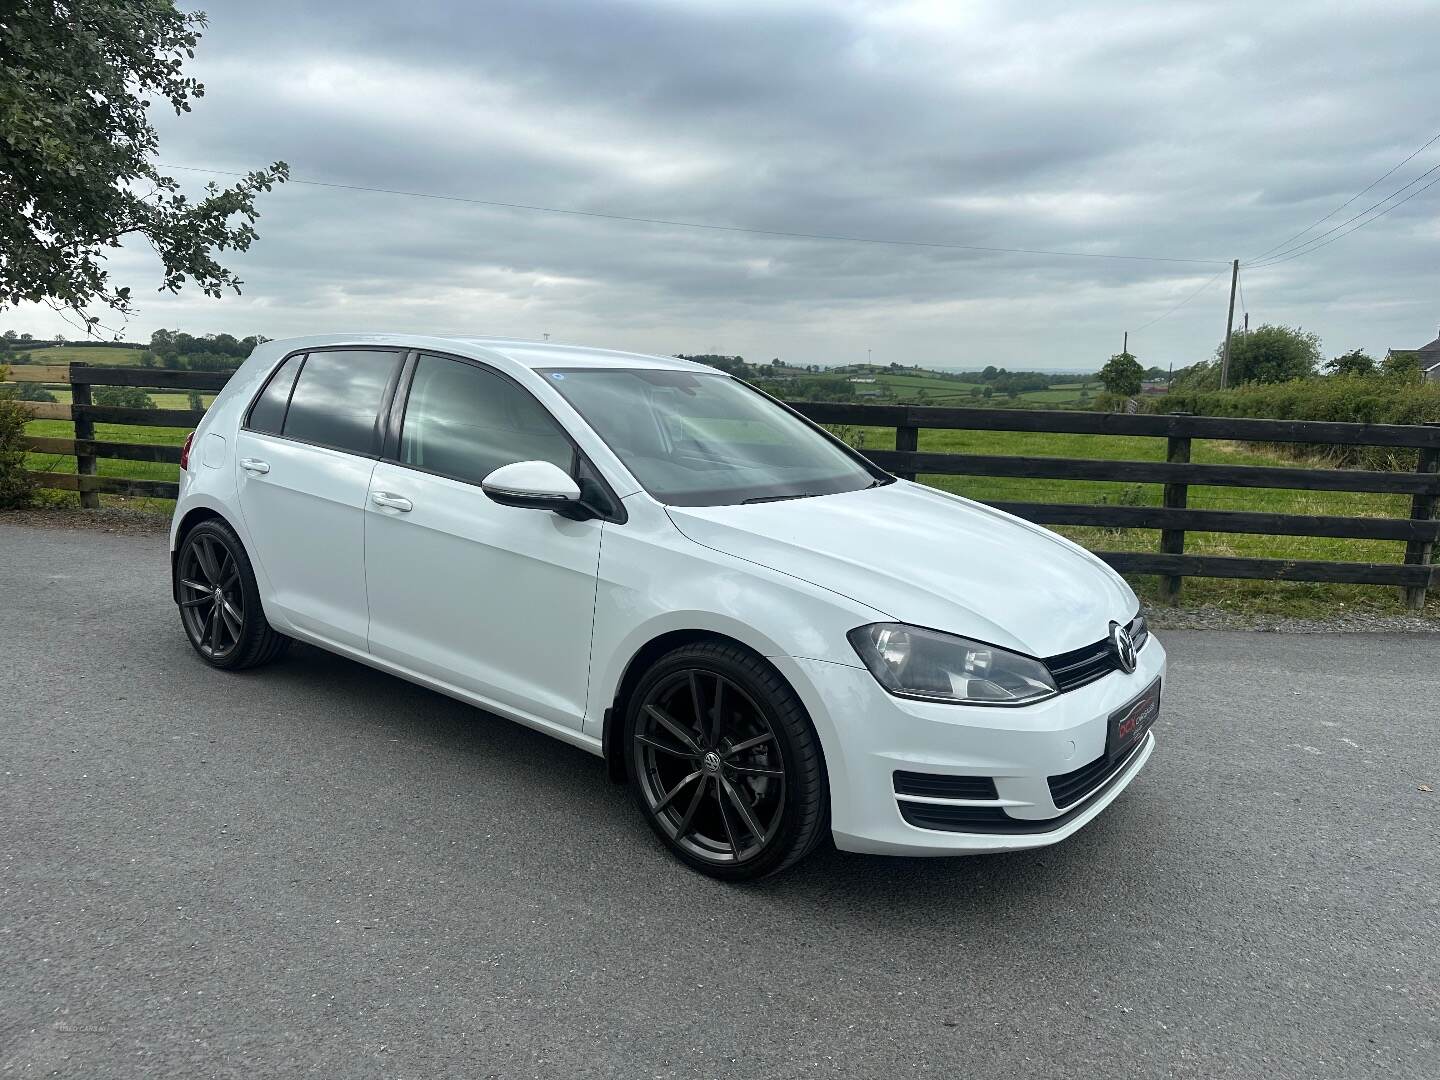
170,505 -> 230,602
601,628 -> 814,786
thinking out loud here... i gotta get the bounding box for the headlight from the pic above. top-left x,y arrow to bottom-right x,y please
847,623 -> 1058,706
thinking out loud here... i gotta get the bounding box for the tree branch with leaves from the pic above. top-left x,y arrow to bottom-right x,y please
0,1 -> 287,334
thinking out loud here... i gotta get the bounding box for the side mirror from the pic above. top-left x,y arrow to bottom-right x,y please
481,460 -> 583,511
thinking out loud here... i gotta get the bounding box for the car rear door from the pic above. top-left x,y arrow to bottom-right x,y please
233,347 -> 404,651
363,352 -> 603,731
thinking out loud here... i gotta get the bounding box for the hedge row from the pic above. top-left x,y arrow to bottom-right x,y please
1144,377 -> 1440,469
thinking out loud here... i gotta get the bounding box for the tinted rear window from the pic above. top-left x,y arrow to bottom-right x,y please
282,350 -> 399,455
247,354 -> 301,434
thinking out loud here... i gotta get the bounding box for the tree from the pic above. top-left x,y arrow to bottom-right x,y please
15,382 -> 57,402
1,2 -> 288,331
0,367 -> 36,507
982,385 -> 994,400
1215,324 -> 1321,385
1381,350 -> 1422,382
1099,351 -> 1143,397
1324,349 -> 1377,378
92,385 -> 155,409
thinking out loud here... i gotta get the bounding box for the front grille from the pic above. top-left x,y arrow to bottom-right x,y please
901,743 -> 1145,835
1048,754 -> 1117,809
1049,739 -> 1146,810
898,802 -> 1014,831
893,771 -> 999,800
1044,615 -> 1149,694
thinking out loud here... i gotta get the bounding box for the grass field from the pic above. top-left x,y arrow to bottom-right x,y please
16,408 -> 1432,617
866,370 -> 1096,408
9,345 -> 151,365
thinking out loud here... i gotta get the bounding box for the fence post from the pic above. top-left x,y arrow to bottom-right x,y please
70,362 -> 99,510
1158,420 -> 1192,605
1401,424 -> 1440,611
894,420 -> 919,482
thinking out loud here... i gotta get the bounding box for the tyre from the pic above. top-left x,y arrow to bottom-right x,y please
175,518 -> 291,670
625,640 -> 828,880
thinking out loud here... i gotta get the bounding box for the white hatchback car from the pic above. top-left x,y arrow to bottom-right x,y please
171,335 -> 1165,879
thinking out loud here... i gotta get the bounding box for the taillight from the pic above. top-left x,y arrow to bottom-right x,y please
180,431 -> 196,471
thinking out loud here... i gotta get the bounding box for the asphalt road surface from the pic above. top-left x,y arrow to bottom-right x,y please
2,521 -> 1436,1079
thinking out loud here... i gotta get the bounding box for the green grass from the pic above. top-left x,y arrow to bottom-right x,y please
863,371 -> 1094,409
41,389 -> 214,409
23,416 -> 187,514
14,345 -> 150,365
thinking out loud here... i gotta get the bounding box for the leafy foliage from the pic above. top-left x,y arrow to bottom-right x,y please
1324,348 -> 1377,378
1381,350 -> 1423,381
0,366 -> 36,507
14,382 -> 56,402
1215,324 -> 1321,385
0,1 -> 288,331
1148,375 -> 1440,468
92,384 -> 155,409
1099,351 -> 1143,396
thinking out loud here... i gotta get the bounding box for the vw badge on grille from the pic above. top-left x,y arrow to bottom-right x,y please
1109,622 -> 1138,674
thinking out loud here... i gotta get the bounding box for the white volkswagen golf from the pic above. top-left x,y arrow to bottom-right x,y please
170,335 -> 1165,879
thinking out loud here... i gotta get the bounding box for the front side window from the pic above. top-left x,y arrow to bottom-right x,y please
540,368 -> 880,506
281,350 -> 400,455
399,354 -> 573,485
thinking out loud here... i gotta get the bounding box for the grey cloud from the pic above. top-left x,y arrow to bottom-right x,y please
11,0 -> 1440,369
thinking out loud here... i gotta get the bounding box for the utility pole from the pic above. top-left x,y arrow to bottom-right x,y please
1218,258 -> 1239,389
1123,331 -> 1128,356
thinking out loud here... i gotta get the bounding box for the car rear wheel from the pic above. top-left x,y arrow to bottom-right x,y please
176,519 -> 290,670
626,641 -> 828,880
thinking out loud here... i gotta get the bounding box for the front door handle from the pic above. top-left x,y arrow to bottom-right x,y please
239,458 -> 270,474
371,491 -> 413,512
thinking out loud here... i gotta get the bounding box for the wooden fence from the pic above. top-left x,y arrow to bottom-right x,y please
6,364 -> 1439,607
788,402 -> 1440,610
9,363 -> 221,504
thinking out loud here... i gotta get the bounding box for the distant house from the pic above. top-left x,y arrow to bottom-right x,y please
847,376 -> 877,384
1386,328 -> 1440,383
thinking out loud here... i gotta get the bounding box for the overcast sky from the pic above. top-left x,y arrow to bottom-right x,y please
13,0 -> 1440,370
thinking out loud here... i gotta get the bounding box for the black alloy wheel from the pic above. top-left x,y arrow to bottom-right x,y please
176,518 -> 290,670
627,641 -> 827,880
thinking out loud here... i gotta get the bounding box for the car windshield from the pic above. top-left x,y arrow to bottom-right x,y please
540,368 -> 884,507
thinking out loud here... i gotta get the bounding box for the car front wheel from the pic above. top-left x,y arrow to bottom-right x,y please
626,641 -> 828,880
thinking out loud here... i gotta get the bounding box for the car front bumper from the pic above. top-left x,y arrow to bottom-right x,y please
774,635 -> 1167,856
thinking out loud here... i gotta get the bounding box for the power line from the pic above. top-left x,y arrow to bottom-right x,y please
159,162 -> 1229,266
1247,130 -> 1440,261
1131,265 -> 1232,333
1246,168 -> 1440,270
1246,160 -> 1440,267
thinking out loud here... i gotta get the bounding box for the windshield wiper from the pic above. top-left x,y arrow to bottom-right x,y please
742,493 -> 807,504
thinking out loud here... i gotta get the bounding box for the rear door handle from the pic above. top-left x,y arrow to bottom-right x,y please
371,491 -> 413,512
239,458 -> 270,474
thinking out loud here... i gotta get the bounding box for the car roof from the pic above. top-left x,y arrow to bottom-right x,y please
257,334 -> 708,373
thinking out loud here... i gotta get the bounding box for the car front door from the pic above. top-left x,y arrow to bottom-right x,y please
233,347 -> 404,652
363,353 -> 604,731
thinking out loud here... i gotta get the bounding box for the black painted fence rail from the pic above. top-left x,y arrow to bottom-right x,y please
8,365 -> 1439,607
787,401 -> 1440,609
